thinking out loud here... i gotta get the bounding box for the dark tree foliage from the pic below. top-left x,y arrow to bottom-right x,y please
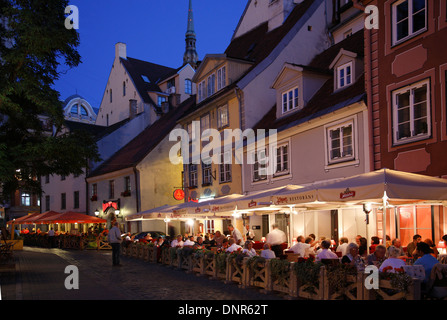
0,0 -> 100,199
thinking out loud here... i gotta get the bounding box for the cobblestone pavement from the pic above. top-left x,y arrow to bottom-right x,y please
0,247 -> 286,301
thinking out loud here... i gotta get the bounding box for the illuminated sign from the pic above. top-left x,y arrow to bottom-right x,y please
173,189 -> 185,201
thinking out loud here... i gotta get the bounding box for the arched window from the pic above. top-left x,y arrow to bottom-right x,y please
70,104 -> 78,114
80,105 -> 88,116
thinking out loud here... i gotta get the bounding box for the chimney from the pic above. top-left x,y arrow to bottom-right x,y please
115,42 -> 127,59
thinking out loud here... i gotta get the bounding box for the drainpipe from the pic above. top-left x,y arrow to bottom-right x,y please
353,0 -> 374,172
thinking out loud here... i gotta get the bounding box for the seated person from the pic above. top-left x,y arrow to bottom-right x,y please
194,236 -> 205,249
183,236 -> 196,247
226,238 -> 242,253
289,235 -> 314,257
316,240 -> 339,261
366,244 -> 386,266
260,243 -> 276,259
336,237 -> 349,257
406,234 -> 422,257
171,235 -> 184,248
414,242 -> 439,284
386,238 -> 406,258
379,246 -> 406,273
242,241 -> 258,257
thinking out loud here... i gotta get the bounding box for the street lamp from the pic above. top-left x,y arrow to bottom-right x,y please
94,209 -> 99,216
363,202 -> 373,254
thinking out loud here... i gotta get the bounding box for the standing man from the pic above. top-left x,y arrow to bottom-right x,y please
245,224 -> 255,241
107,222 -> 122,266
228,224 -> 243,245
48,227 -> 55,248
266,223 -> 287,258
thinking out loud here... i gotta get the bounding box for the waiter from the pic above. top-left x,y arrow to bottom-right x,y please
245,224 -> 255,241
266,223 -> 286,258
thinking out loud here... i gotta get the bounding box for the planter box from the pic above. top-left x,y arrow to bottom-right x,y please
5,240 -> 23,251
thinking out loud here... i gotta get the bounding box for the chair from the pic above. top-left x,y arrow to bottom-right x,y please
426,263 -> 447,299
403,265 -> 426,282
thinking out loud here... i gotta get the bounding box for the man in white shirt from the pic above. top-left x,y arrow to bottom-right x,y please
289,236 -> 311,257
316,240 -> 338,261
266,224 -> 287,257
226,238 -> 242,253
171,235 -> 184,248
228,224 -> 243,245
183,236 -> 195,247
336,237 -> 349,257
107,222 -> 122,266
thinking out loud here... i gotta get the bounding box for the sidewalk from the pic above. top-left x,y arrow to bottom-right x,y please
0,247 -> 285,300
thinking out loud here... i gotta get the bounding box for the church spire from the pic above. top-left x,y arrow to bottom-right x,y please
183,0 -> 198,68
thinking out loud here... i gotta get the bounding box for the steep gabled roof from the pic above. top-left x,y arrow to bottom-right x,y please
253,30 -> 366,132
225,0 -> 317,71
120,57 -> 176,106
87,96 -> 196,178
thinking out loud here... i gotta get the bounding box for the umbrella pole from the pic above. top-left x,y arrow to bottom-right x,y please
382,192 -> 388,246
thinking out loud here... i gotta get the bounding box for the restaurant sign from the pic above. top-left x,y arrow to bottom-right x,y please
340,188 -> 356,199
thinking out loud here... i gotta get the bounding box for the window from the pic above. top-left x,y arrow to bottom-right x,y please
252,149 -> 268,182
392,79 -> 430,145
185,79 -> 192,94
392,0 -> 427,45
21,192 -> 31,206
110,89 -> 113,103
217,105 -> 229,129
109,180 -> 115,199
92,183 -> 97,197
274,144 -> 289,176
327,121 -> 354,163
202,162 -> 212,185
124,176 -> 131,192
45,195 -> 50,212
61,175 -> 66,181
217,66 -> 226,90
158,96 -> 167,106
45,174 -> 49,184
189,164 -> 198,187
282,87 -> 299,113
207,74 -> 215,97
70,104 -> 78,114
198,80 -> 206,102
141,75 -> 150,83
219,152 -> 231,183
200,114 -> 210,133
74,191 -> 79,209
61,193 -> 66,210
123,81 -> 126,96
336,62 -> 352,89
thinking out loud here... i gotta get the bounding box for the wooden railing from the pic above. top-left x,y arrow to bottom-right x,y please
123,246 -> 422,300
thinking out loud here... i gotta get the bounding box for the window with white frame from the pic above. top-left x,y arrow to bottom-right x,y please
202,162 -> 212,185
392,79 -> 430,144
157,95 -> 167,106
219,151 -> 232,183
189,164 -> 198,187
336,62 -> 352,89
207,74 -> 215,97
217,66 -> 226,91
327,121 -> 354,164
252,149 -> 268,182
392,0 -> 427,45
274,144 -> 289,176
217,105 -> 229,129
198,80 -> 206,102
21,192 -> 31,206
282,87 -> 299,113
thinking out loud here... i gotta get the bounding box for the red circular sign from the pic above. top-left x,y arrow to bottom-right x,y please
173,189 -> 185,201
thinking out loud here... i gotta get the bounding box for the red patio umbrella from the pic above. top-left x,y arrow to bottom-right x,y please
40,211 -> 106,224
6,212 -> 42,225
19,211 -> 61,224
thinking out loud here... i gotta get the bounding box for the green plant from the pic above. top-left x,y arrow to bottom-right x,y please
380,268 -> 413,293
293,259 -> 323,294
216,252 -> 227,273
270,259 -> 291,286
326,264 -> 357,295
247,256 -> 266,272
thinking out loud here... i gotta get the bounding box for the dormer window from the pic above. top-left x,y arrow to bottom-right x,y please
282,87 -> 299,114
336,62 -> 352,89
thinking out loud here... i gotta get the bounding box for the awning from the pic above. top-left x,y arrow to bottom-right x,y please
235,185 -> 302,211
271,168 -> 447,207
39,211 -> 107,224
